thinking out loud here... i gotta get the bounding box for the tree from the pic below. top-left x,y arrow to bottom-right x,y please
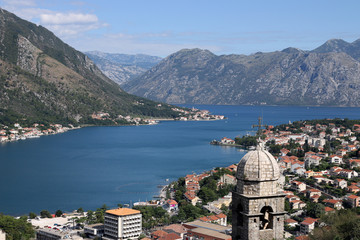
117,203 -> 123,208
29,212 -> 37,219
40,210 -> 52,218
198,187 -> 217,203
303,140 -> 310,153
55,210 -> 63,217
77,207 -> 84,214
306,202 -> 324,218
311,209 -> 360,240
0,214 -> 35,239
138,233 -> 146,239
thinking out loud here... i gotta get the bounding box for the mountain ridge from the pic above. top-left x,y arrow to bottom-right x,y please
85,51 -> 162,85
122,39 -> 360,107
0,8 -> 179,126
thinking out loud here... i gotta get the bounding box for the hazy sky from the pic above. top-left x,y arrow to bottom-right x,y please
1,0 -> 360,57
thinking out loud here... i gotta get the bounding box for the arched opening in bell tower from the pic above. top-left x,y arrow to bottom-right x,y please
260,206 -> 273,230
237,203 -> 244,226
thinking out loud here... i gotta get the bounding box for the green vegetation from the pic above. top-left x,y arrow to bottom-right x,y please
63,204 -> 109,227
55,210 -> 63,217
28,212 -> 36,219
305,202 -> 325,218
40,210 -> 52,218
133,206 -> 170,229
199,168 -> 235,204
235,135 -> 257,147
311,209 -> 360,240
0,9 -> 183,127
0,214 -> 35,240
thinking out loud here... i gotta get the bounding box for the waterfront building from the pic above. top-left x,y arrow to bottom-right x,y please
103,208 -> 142,240
232,140 -> 285,240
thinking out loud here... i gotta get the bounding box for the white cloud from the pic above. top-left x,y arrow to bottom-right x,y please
40,12 -> 98,25
46,22 -> 107,37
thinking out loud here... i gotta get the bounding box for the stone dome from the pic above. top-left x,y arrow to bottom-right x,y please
236,142 -> 280,181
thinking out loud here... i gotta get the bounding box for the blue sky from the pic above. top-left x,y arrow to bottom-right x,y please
1,0 -> 360,57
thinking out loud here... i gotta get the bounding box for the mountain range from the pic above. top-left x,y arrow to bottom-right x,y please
0,8 -> 178,126
85,51 -> 162,85
122,39 -> 360,107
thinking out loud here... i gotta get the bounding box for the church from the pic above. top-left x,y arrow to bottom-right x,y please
232,140 -> 285,240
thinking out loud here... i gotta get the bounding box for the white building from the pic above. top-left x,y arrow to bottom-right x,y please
84,223 -> 104,238
104,208 -> 142,240
0,229 -> 5,240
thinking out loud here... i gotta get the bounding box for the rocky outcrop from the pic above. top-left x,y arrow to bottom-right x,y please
0,8 -> 178,125
85,51 -> 162,85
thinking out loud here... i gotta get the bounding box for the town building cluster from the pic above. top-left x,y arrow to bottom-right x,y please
6,119 -> 360,240
266,120 -> 360,239
171,107 -> 225,121
0,123 -> 76,143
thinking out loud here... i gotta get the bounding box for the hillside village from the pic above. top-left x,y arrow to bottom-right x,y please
4,118 -> 360,240
0,107 -> 224,143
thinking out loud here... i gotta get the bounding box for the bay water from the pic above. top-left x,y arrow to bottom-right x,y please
1,105 -> 360,216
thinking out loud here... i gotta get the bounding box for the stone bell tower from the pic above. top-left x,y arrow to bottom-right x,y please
232,140 -> 286,240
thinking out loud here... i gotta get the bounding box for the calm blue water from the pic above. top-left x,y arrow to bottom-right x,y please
1,105 -> 360,216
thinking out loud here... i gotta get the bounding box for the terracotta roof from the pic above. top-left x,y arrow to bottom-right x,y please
295,236 -> 310,240
283,191 -> 294,195
347,185 -> 360,190
106,208 -> 140,216
308,188 -> 321,192
324,207 -> 335,212
159,232 -> 181,240
292,180 -> 305,185
163,224 -> 188,234
199,216 -> 210,221
336,179 -> 346,182
301,217 -> 317,225
323,199 -> 341,204
216,213 -> 227,219
285,218 -> 298,223
167,199 -> 178,205
348,194 -> 360,199
208,215 -> 220,221
152,230 -> 168,238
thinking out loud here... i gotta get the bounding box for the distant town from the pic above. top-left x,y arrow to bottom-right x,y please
0,107 -> 224,143
2,118 -> 360,240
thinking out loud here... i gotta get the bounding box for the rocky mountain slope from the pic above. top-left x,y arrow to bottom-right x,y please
0,8 -> 178,126
85,51 -> 162,85
123,40 -> 360,106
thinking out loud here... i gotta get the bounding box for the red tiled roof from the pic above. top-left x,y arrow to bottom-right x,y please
324,207 -> 335,212
348,194 -> 360,199
295,236 -> 310,240
167,199 -> 178,205
323,199 -> 341,204
308,188 -> 321,192
152,230 -> 168,238
159,232 -> 181,240
301,217 -> 317,225
163,224 -> 188,234
216,213 -> 227,219
285,218 -> 298,223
